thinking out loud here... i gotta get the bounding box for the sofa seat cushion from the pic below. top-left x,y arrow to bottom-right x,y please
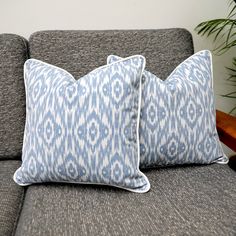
15,164 -> 236,236
0,160 -> 24,236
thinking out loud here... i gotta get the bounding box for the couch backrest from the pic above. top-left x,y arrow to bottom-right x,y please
28,29 -> 194,80
0,34 -> 28,159
0,29 -> 194,160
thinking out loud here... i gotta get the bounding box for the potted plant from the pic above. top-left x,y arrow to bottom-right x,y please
195,0 -> 236,115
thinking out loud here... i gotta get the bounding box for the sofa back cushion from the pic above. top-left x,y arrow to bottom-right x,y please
0,29 -> 193,160
28,29 -> 193,81
0,34 -> 28,159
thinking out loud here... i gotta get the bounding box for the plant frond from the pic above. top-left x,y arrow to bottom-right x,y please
218,39 -> 236,53
196,1 -> 236,114
226,66 -> 236,73
221,91 -> 236,98
226,21 -> 236,46
227,75 -> 236,81
227,4 -> 236,18
195,19 -> 229,37
213,20 -> 234,42
196,19 -> 236,54
229,0 -> 235,7
229,106 -> 236,115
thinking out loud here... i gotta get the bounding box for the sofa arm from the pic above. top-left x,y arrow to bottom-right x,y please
216,110 -> 236,152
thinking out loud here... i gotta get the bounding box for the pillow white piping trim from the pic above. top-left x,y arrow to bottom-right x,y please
14,55 -> 150,193
25,55 -> 145,82
136,56 -> 151,191
13,173 -> 149,192
108,51 -> 211,82
208,51 -> 229,164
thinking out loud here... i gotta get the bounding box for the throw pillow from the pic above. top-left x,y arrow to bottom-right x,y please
107,51 -> 228,168
13,55 -> 150,193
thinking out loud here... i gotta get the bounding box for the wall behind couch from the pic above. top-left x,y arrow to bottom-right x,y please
0,0 -> 234,154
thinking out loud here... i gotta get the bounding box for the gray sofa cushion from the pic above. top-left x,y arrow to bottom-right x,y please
15,164 -> 236,236
28,29 -> 193,81
0,34 -> 28,159
0,160 -> 24,236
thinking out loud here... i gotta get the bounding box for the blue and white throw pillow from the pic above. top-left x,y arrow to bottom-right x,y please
107,51 -> 228,168
13,55 -> 150,193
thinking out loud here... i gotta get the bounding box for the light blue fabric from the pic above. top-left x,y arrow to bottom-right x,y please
107,51 -> 228,168
14,56 -> 150,193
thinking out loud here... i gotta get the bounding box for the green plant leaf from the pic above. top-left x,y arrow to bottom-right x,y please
195,1 -> 236,114
195,19 -> 236,54
226,66 -> 236,73
219,39 -> 236,53
226,21 -> 236,46
227,4 -> 236,18
195,19 -> 228,38
221,91 -> 236,98
213,20 -> 231,42
229,106 -> 236,115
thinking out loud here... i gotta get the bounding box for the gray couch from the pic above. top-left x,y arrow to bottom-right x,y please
0,29 -> 235,236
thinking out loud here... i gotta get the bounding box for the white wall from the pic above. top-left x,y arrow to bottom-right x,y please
0,0 -> 235,155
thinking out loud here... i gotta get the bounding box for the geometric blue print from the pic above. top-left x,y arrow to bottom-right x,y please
13,55 -> 150,193
108,51 -> 228,168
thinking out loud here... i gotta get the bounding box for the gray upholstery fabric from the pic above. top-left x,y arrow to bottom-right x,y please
28,29 -> 193,80
0,34 -> 28,159
15,164 -> 236,236
0,160 -> 24,236
12,29 -> 235,235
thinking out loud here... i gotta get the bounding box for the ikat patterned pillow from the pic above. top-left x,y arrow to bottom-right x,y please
107,51 -> 228,168
13,55 -> 150,193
